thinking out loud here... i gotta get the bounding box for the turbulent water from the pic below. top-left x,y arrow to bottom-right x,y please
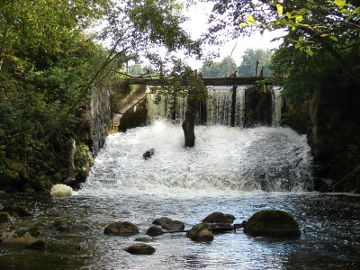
2,122 -> 360,270
80,120 -> 313,197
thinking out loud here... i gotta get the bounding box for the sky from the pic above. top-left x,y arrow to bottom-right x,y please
179,2 -> 283,69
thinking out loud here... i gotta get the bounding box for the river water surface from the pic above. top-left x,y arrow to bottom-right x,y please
1,121 -> 359,270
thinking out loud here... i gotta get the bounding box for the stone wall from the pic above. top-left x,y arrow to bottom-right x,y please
282,83 -> 360,192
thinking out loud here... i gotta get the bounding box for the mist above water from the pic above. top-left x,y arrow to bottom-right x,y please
80,120 -> 313,197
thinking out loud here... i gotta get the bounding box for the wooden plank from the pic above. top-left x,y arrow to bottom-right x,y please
127,76 -> 269,86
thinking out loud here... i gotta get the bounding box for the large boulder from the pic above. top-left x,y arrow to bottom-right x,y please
153,217 -> 185,231
243,209 -> 301,238
202,212 -> 235,224
123,243 -> 156,255
104,221 -> 139,236
186,223 -> 214,242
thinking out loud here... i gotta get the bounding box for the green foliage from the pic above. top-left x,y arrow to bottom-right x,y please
238,49 -> 273,77
208,0 -> 359,66
201,56 -> 236,77
0,0 -> 203,191
158,61 -> 207,100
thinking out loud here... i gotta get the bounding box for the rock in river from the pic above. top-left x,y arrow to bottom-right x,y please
0,230 -> 44,249
104,221 -> 139,236
146,226 -> 163,236
186,223 -> 214,242
202,212 -> 235,224
124,243 -> 156,255
153,217 -> 185,231
243,209 -> 301,239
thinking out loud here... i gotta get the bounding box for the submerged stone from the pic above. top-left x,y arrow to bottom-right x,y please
1,206 -> 32,217
186,223 -> 214,242
202,212 -> 235,224
134,236 -> 153,242
104,221 -> 139,236
243,209 -> 301,239
124,243 -> 156,255
47,240 -> 81,252
0,230 -> 43,249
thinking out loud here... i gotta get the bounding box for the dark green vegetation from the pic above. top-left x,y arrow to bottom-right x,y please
0,0 -> 201,192
244,209 -> 300,238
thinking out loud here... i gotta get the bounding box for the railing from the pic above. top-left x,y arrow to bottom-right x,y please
126,76 -> 270,86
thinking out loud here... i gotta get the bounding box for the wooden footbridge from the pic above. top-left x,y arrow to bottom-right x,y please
126,76 -> 268,86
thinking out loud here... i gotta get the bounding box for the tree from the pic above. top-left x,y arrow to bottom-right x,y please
201,56 -> 236,77
237,49 -> 272,76
0,0 -> 203,191
207,0 -> 360,69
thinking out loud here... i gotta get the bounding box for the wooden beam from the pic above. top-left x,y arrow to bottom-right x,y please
127,76 -> 269,86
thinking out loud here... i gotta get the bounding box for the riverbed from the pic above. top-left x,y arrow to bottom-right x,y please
1,122 -> 359,269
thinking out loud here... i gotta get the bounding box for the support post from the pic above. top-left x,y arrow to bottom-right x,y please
230,73 -> 237,127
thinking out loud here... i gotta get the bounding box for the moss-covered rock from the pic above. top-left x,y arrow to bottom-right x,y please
104,221 -> 139,236
202,212 -> 235,224
152,217 -> 185,231
186,223 -> 214,242
244,209 -> 300,239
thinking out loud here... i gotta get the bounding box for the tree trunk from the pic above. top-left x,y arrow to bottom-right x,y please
0,26 -> 9,71
182,95 -> 197,147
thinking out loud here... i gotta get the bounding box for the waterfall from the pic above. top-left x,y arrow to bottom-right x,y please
147,86 -> 281,127
206,86 -> 246,127
80,120 -> 313,196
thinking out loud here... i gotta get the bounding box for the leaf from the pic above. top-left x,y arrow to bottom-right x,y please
247,15 -> 256,25
276,4 -> 283,15
306,49 -> 314,56
320,34 -> 329,37
295,44 -> 301,49
329,35 -> 339,41
334,0 -> 346,9
240,23 -> 248,27
295,15 -> 303,23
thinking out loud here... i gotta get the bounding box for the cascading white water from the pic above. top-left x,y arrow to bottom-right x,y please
148,86 -> 280,127
206,86 -> 246,127
80,120 -> 313,197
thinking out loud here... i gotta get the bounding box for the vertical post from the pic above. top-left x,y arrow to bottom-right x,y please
230,73 -> 237,127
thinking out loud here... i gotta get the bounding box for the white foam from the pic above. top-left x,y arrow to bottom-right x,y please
79,120 -> 313,197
